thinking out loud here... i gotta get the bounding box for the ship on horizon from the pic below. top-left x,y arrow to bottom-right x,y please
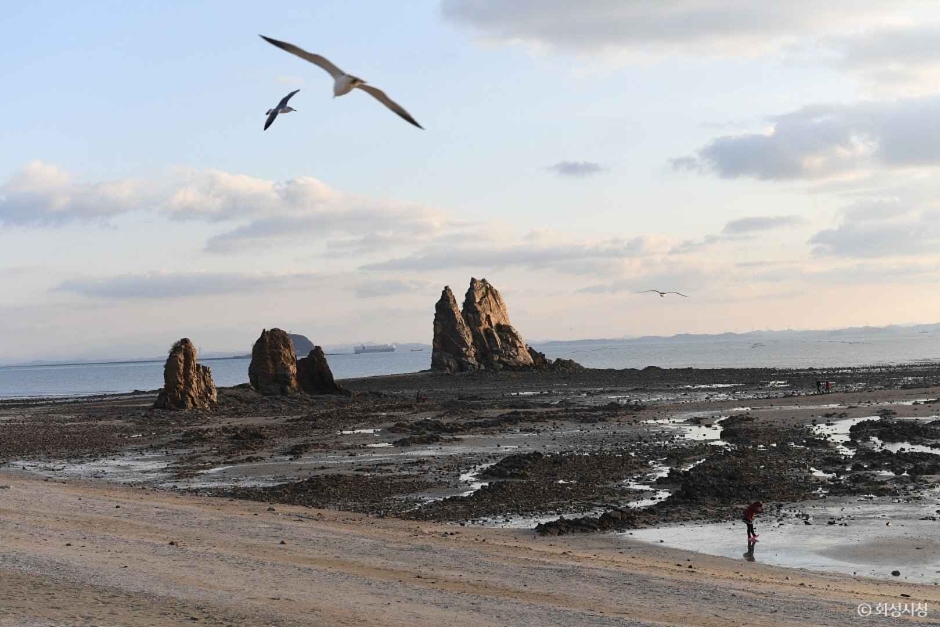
354,344 -> 396,354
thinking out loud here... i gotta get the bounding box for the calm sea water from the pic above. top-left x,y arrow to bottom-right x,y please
2,330 -> 940,399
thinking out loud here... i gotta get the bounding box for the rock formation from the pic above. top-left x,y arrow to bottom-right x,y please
248,328 -> 299,395
431,286 -> 479,373
461,278 -> 535,370
297,346 -> 349,396
153,338 -> 217,410
431,278 -> 581,373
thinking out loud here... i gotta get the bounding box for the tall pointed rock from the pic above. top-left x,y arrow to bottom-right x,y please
431,286 -> 479,373
461,278 -> 534,370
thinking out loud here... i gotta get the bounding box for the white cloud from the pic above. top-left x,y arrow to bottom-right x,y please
361,237 -> 658,274
674,97 -> 940,181
441,1 -> 926,57
0,161 -> 141,226
56,271 -> 323,299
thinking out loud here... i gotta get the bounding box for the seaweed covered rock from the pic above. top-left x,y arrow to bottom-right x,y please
248,328 -> 299,396
153,338 -> 217,410
297,346 -> 349,396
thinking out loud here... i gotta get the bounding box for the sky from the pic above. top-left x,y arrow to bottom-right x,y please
3,0 -> 940,362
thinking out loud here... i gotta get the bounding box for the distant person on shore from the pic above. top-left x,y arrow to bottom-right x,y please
742,500 -> 763,543
815,380 -> 822,395
825,381 -> 832,394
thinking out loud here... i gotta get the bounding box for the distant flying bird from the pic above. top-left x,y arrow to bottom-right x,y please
640,290 -> 688,298
264,89 -> 300,131
260,35 -> 423,129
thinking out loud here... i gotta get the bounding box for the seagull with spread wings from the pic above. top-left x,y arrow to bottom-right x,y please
260,35 -> 423,129
640,290 -> 688,298
264,89 -> 300,131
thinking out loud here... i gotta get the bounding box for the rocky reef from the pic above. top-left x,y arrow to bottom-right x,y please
297,346 -> 349,396
248,328 -> 299,396
153,338 -> 217,410
431,278 -> 582,373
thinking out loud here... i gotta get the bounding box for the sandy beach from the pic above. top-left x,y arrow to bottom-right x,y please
2,472 -> 936,627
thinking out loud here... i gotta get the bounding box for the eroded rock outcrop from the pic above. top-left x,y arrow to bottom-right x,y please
431,278 -> 582,373
153,338 -> 217,410
431,286 -> 479,373
462,278 -> 535,370
297,346 -> 349,396
249,328 -> 299,395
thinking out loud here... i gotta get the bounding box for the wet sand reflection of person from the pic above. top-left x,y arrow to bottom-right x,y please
744,539 -> 756,562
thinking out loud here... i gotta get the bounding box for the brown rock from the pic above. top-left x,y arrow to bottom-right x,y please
248,328 -> 299,395
461,278 -> 534,370
297,346 -> 349,396
430,278 -> 583,373
153,339 -> 217,410
431,286 -> 479,373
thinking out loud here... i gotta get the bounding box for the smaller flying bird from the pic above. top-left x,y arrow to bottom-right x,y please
640,290 -> 688,298
264,89 -> 300,131
260,35 -> 423,129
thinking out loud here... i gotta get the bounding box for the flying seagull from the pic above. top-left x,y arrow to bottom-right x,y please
264,89 -> 300,131
260,35 -> 423,129
640,290 -> 688,298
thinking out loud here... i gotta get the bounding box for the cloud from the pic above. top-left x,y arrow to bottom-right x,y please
675,97 -> 940,181
353,279 -> 433,299
811,215 -> 940,258
547,161 -> 605,178
0,161 -> 141,226
55,271 -> 321,299
825,25 -> 940,96
441,1 -> 921,57
361,237 -> 656,274
722,215 -> 803,235
0,163 -> 452,255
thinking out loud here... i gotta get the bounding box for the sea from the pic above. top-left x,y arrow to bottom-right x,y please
2,326 -> 940,399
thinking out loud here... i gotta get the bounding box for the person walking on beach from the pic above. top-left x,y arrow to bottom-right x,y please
815,380 -> 822,395
825,381 -> 832,394
742,500 -> 763,543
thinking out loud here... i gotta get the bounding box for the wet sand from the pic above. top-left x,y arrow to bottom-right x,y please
1,473 -> 936,627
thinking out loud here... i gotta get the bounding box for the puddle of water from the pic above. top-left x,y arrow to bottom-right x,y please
810,467 -> 836,479
627,497 -> 940,583
869,437 -> 939,455
340,429 -> 381,435
10,453 -> 171,484
680,384 -> 744,389
457,462 -> 496,497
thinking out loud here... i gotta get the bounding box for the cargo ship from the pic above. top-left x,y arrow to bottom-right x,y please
354,344 -> 396,354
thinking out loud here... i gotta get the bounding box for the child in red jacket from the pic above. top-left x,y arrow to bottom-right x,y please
743,501 -> 763,543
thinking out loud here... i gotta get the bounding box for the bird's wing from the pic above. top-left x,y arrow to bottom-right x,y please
260,35 -> 344,79
277,89 -> 301,108
356,84 -> 424,129
638,290 -> 661,294
666,292 -> 689,297
264,109 -> 279,131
